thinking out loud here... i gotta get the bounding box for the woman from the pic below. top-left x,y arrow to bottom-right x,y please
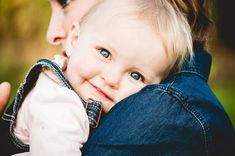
1,0 -> 234,155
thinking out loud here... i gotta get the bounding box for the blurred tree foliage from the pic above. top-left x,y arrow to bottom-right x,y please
0,0 -> 49,40
0,0 -> 234,128
0,0 -> 58,104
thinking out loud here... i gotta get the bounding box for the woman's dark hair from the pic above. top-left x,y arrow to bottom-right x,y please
169,0 -> 212,50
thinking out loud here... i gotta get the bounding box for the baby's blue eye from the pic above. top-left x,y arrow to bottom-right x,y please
99,48 -> 110,59
130,72 -> 144,81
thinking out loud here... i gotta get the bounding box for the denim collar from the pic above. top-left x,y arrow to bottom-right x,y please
175,50 -> 212,81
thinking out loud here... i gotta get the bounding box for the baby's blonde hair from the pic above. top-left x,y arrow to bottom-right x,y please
135,0 -> 193,70
80,0 -> 193,71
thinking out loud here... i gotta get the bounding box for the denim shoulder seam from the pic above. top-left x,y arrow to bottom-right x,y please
148,82 -> 209,155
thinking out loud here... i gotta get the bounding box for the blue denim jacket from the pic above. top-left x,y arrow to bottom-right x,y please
82,51 -> 235,156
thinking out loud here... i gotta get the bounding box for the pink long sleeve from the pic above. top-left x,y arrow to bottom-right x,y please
14,73 -> 89,156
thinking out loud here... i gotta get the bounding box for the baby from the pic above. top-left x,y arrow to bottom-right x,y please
1,0 -> 193,155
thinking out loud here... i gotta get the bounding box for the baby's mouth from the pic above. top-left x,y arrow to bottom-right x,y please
96,87 -> 111,100
91,84 -> 114,102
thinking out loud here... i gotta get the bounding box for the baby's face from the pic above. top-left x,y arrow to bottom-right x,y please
65,1 -> 171,113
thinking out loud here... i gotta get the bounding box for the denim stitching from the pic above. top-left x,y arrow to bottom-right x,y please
11,71 -> 34,149
153,86 -> 209,156
38,60 -> 72,89
184,106 -> 209,156
142,84 -> 209,155
104,84 -> 208,155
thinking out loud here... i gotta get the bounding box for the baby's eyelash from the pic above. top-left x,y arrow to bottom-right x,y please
130,72 -> 145,82
58,0 -> 71,8
99,48 -> 111,59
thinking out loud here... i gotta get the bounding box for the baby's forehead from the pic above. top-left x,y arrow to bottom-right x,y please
80,0 -> 138,25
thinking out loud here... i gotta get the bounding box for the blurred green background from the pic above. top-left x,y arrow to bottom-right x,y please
0,0 -> 235,128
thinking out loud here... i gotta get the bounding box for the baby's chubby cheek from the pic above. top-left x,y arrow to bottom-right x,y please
53,55 -> 79,91
101,85 -> 146,113
64,68 -> 78,90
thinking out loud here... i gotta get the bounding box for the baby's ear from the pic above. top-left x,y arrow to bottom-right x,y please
65,21 -> 80,57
